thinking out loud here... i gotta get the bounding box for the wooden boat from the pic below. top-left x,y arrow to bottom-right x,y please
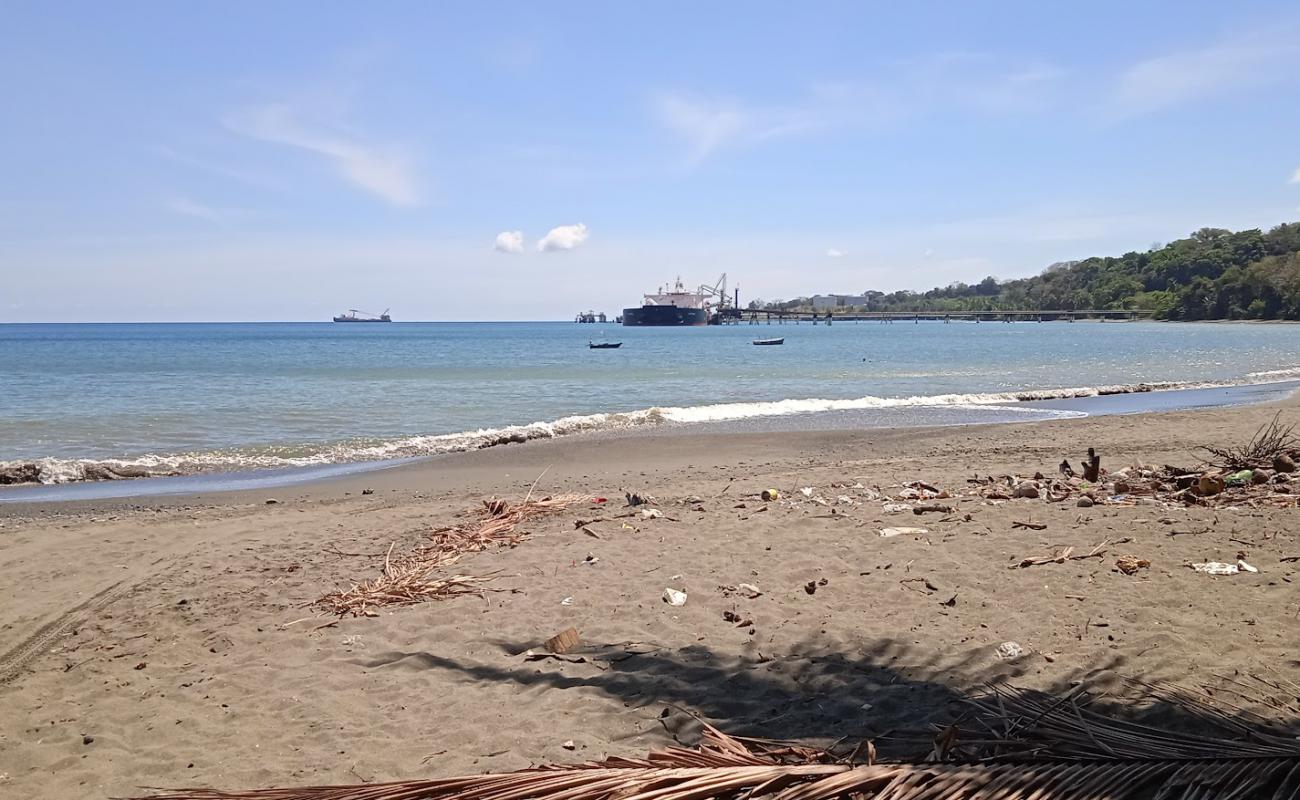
752,337 -> 784,346
588,341 -> 622,349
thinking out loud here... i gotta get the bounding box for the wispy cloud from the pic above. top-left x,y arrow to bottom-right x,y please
1290,167 -> 1300,185
223,104 -> 420,207
1114,29 -> 1300,114
653,54 -> 1064,165
537,223 -> 588,252
493,230 -> 524,253
155,146 -> 285,192
653,94 -> 752,166
825,248 -> 845,258
164,196 -> 234,224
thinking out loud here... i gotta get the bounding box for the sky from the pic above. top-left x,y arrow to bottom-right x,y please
3,1 -> 1300,322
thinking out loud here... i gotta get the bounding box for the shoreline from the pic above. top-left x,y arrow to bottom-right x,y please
2,387 -> 1297,798
3,379 -> 1297,506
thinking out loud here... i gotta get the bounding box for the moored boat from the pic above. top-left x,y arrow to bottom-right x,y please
622,277 -> 712,326
752,337 -> 784,346
588,341 -> 622,349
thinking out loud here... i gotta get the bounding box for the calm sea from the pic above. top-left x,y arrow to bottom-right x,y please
3,321 -> 1300,484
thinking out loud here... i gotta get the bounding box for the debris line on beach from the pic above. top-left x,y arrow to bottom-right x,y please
317,494 -> 585,616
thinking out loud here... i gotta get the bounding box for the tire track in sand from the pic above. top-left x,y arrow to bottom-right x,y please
0,580 -> 134,686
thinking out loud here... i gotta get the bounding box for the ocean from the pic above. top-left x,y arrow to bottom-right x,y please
3,320 -> 1300,487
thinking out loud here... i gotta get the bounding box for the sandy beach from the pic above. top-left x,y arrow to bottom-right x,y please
1,399 -> 1298,799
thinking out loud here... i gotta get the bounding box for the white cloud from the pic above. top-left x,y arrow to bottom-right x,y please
223,104 -> 420,207
164,197 -> 230,224
1115,30 -> 1299,114
493,230 -> 525,253
653,94 -> 750,166
825,248 -> 845,258
537,223 -> 589,252
1290,167 -> 1300,184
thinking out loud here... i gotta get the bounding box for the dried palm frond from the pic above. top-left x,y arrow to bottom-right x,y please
316,494 -> 586,616
134,682 -> 1300,800
1201,412 -> 1298,470
316,544 -> 487,617
428,494 -> 586,556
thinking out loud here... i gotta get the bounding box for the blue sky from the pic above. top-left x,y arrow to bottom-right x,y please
3,1 -> 1300,321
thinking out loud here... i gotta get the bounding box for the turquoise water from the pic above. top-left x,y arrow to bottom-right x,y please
3,321 -> 1300,483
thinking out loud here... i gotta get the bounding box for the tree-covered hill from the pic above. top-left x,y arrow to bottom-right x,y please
759,223 -> 1300,320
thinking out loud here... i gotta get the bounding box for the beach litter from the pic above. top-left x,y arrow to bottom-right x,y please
1238,559 -> 1259,573
640,508 -> 662,519
761,488 -> 779,501
662,588 -> 687,606
1115,555 -> 1151,575
1191,562 -> 1239,576
995,641 -> 1026,660
880,526 -> 927,538
882,502 -> 911,514
625,491 -> 655,506
544,627 -> 581,654
720,582 -> 762,598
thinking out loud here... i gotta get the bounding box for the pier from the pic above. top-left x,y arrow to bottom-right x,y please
727,309 -> 1156,324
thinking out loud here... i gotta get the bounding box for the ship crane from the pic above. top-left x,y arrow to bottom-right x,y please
697,273 -> 729,308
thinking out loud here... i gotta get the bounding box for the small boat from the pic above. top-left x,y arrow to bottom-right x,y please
589,341 -> 622,349
752,337 -> 784,346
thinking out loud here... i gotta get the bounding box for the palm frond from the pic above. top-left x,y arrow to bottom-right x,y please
133,685 -> 1300,800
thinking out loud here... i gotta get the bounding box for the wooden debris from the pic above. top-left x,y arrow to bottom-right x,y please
1011,538 -> 1111,569
1082,447 -> 1101,482
1012,520 -> 1047,530
1115,555 -> 1151,575
544,628 -> 581,654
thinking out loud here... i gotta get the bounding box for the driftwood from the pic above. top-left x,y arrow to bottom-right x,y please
1082,447 -> 1101,483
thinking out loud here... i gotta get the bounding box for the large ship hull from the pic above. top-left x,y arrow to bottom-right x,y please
621,306 -> 709,326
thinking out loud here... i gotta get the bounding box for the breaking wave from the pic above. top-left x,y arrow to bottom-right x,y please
2,375 -> 1295,486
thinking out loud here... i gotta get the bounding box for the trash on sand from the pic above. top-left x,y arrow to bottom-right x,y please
719,582 -> 764,598
1191,562 -> 1239,575
625,491 -> 655,506
1225,469 -> 1254,486
561,740 -> 576,750
641,508 -> 662,519
1114,555 -> 1150,575
880,526 -> 927,538
800,487 -> 815,498
1013,483 -> 1040,499
580,553 -> 599,565
544,627 -> 581,654
560,596 -> 575,606
662,588 -> 687,606
1237,559 -> 1259,573
995,641 -> 1025,660
882,502 -> 912,514
761,488 -> 779,502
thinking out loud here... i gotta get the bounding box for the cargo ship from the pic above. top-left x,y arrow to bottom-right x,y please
622,277 -> 716,326
333,308 -> 392,323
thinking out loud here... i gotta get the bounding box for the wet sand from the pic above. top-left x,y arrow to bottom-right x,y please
1,398 -> 1298,798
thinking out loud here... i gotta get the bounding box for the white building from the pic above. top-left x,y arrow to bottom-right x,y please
811,294 -> 871,309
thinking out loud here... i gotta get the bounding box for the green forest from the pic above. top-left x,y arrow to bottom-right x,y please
757,223 -> 1300,320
